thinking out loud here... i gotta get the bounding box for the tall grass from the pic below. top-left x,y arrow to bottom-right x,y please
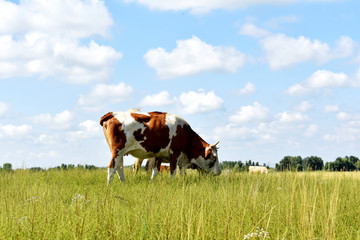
1,169 -> 360,239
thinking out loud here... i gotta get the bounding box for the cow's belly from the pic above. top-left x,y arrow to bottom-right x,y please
127,149 -> 169,159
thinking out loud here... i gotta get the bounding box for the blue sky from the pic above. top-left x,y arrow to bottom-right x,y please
1,0 -> 360,169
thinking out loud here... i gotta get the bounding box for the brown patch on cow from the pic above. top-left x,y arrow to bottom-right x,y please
133,128 -> 145,142
131,112 -> 170,154
101,115 -> 126,168
130,113 -> 151,124
171,123 -> 209,160
100,112 -> 114,126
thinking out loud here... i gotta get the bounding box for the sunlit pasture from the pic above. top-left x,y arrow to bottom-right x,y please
1,169 -> 360,239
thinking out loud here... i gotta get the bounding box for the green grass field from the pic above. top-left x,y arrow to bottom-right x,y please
1,169 -> 360,239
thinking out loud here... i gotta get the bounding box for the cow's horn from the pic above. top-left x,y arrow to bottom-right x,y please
211,141 -> 220,148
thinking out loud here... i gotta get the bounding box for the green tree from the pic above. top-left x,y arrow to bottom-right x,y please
277,156 -> 303,171
3,163 -> 12,171
326,156 -> 357,171
61,164 -> 68,170
303,156 -> 324,171
356,161 -> 360,171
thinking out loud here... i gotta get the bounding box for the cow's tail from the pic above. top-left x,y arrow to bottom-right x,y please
100,112 -> 114,126
127,108 -> 140,113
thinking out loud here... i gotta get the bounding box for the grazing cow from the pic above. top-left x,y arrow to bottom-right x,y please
249,166 -> 269,175
100,110 -> 221,185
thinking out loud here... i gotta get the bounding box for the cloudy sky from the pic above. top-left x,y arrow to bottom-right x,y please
1,0 -> 360,169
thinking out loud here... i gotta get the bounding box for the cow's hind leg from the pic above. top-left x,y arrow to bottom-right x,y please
115,155 -> 125,182
107,152 -> 117,186
107,152 -> 125,185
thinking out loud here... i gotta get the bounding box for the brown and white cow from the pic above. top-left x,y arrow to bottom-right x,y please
100,110 -> 221,185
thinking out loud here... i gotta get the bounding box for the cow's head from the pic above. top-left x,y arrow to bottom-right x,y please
192,141 -> 221,175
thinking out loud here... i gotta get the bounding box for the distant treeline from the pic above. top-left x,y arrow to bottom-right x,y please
2,155 -> 360,172
222,155 -> 360,172
275,155 -> 360,171
220,160 -> 269,172
0,163 -> 100,172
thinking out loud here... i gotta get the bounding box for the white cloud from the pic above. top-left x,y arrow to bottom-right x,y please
324,120 -> 360,142
305,70 -> 349,88
295,101 -> 312,112
264,15 -> 299,29
68,120 -> 101,140
32,110 -> 74,130
0,101 -> 8,117
78,82 -> 134,109
140,91 -> 175,107
337,112 -> 351,121
0,0 -> 121,83
229,102 -> 271,123
34,134 -> 60,145
125,0 -> 340,15
286,83 -> 313,96
237,82 -> 256,95
261,34 -> 355,70
36,151 -> 59,159
214,123 -> 259,141
0,35 -> 122,83
178,89 -> 224,115
287,70 -> 353,96
324,104 -> 339,113
278,111 -> 310,123
239,23 -> 270,38
304,124 -> 318,137
144,36 -> 245,79
0,0 -> 113,37
0,124 -> 32,139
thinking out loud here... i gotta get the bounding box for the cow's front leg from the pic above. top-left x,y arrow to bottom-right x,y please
115,155 -> 125,182
170,161 -> 177,178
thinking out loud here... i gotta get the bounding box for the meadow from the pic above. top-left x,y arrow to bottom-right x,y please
1,169 -> 360,239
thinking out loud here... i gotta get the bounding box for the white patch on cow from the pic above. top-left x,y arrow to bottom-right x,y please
166,113 -> 187,139
107,167 -> 116,186
115,154 -> 125,181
